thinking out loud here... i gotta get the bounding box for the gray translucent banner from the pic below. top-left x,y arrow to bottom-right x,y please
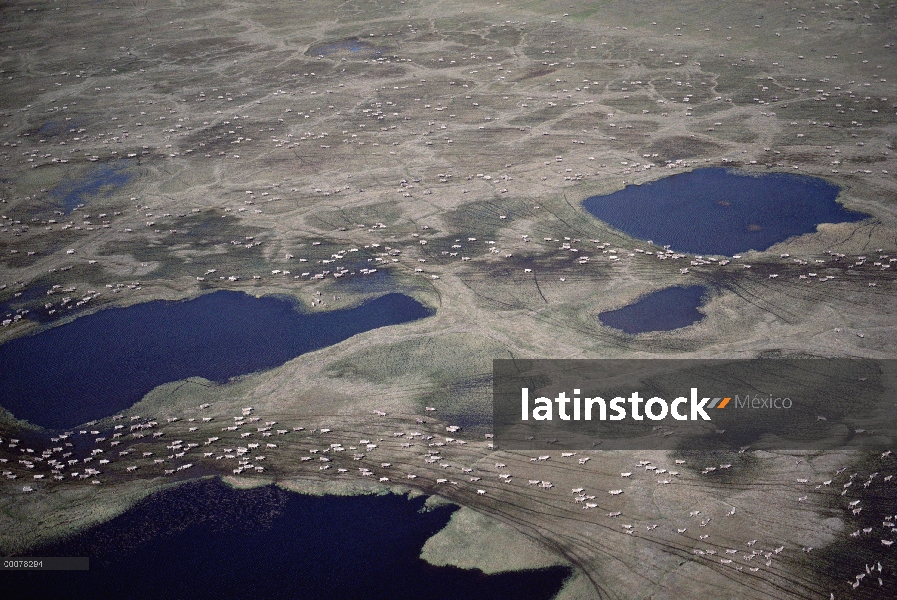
493,359 -> 897,450
2,557 -> 89,570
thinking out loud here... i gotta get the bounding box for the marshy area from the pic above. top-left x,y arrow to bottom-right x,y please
1,0 -> 896,597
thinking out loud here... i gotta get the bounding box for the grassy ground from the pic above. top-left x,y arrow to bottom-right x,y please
1,0 -> 896,597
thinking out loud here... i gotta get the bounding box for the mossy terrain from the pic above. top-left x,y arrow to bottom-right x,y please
1,0 -> 896,597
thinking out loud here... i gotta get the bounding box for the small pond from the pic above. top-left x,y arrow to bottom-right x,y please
51,161 -> 133,213
582,168 -> 868,255
598,285 -> 708,334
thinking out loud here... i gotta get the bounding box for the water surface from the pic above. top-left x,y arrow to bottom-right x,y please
50,161 -> 133,213
9,479 -> 570,600
310,39 -> 383,57
598,285 -> 708,334
582,168 -> 867,255
0,291 -> 432,428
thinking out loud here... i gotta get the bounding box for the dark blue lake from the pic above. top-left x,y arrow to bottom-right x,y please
598,285 -> 708,334
0,291 -> 432,429
9,479 -> 570,600
582,168 -> 868,255
51,161 -> 133,213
